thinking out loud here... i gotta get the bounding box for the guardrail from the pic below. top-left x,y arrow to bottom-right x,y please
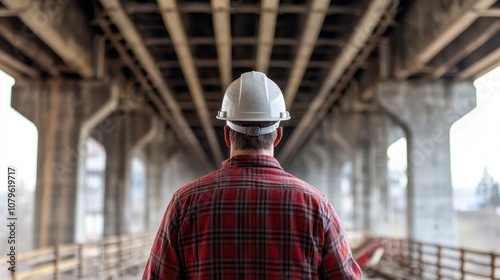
372,238 -> 500,280
0,232 -> 155,280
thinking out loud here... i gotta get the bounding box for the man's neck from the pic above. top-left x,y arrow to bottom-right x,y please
230,148 -> 274,157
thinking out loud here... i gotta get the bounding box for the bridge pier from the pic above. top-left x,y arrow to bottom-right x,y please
11,79 -> 113,248
377,79 -> 476,244
287,107 -> 407,235
366,112 -> 405,236
145,126 -> 168,231
286,119 -> 346,218
100,109 -> 153,236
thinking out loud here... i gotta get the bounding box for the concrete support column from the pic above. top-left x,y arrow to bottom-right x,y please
377,80 -> 476,244
11,79 -> 113,248
303,134 -> 330,197
367,112 -> 405,236
101,110 -> 153,236
325,145 -> 349,220
285,118 -> 352,223
332,112 -> 368,231
161,148 -> 204,201
145,126 -> 168,230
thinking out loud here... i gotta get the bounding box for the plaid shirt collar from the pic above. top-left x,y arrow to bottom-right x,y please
221,154 -> 284,170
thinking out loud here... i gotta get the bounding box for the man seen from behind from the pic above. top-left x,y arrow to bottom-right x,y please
143,71 -> 362,279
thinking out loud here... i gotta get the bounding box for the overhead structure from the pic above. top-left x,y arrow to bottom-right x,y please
211,0 -> 233,89
284,0 -> 330,109
0,19 -> 60,76
98,0 -> 212,169
1,0 -> 500,167
429,19 -> 500,78
278,0 -> 394,163
255,0 -> 279,73
393,0 -> 497,79
2,0 -> 93,78
158,0 -> 224,164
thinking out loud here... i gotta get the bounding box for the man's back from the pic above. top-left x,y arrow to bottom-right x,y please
143,155 -> 361,279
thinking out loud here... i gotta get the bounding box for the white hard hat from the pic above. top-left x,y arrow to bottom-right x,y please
216,71 -> 290,136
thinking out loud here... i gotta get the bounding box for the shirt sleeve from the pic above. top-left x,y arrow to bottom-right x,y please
318,204 -> 362,280
143,196 -> 184,280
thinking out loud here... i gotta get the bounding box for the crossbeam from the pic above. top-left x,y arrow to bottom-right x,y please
393,0 -> 497,79
284,0 -> 331,109
2,0 -> 93,78
158,0 -> 224,164
255,0 -> 279,73
99,0 -> 213,170
278,0 -> 394,163
211,0 -> 232,89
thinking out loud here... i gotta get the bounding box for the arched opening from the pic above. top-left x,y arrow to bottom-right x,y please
82,138 -> 106,241
0,70 -> 38,252
450,66 -> 500,252
130,155 -> 146,233
387,137 -> 408,238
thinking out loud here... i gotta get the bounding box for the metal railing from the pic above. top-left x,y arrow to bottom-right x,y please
0,232 -> 155,280
372,238 -> 500,280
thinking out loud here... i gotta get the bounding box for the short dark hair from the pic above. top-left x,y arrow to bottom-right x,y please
229,121 -> 278,150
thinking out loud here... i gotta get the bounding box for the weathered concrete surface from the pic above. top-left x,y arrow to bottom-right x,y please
286,106 -> 405,235
100,110 -> 153,236
2,0 -> 94,77
11,79 -> 112,248
144,129 -> 206,230
286,114 -> 359,226
377,80 -> 476,244
393,0 -> 496,79
145,125 -> 167,231
161,147 -> 205,207
368,112 -> 405,236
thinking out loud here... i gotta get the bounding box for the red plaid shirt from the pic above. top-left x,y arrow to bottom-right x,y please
143,155 -> 361,279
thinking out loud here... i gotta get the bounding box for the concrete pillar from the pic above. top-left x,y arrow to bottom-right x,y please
101,109 -> 153,236
303,134 -> 330,196
10,79 -> 113,248
145,126 -> 168,230
377,80 -> 476,244
146,127 -> 165,230
332,112 -> 368,231
285,129 -> 328,193
331,110 -> 404,234
155,134 -> 206,214
325,144 -> 349,220
367,112 -> 405,236
285,118 -> 352,222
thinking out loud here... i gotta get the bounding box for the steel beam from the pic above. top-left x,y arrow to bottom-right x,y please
2,0 -> 93,78
284,0 -> 330,109
0,49 -> 38,77
475,8 -> 500,17
98,0 -> 213,170
457,33 -> 500,78
255,0 -> 279,73
0,8 -> 19,17
0,18 -> 60,76
429,18 -> 500,78
124,2 -> 362,15
158,0 -> 224,164
393,0 -> 496,79
211,0 -> 232,88
279,0 -> 393,163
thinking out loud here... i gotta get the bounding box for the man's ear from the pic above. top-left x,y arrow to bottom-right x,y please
224,125 -> 231,147
273,127 -> 283,147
